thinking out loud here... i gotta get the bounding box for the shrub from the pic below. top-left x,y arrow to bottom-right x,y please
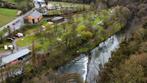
80,31 -> 93,40
76,24 -> 87,33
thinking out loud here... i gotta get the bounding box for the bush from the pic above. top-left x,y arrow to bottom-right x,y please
80,31 -> 93,40
76,24 -> 87,33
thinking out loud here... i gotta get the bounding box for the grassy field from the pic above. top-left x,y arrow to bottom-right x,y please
3,0 -> 16,4
0,8 -> 17,27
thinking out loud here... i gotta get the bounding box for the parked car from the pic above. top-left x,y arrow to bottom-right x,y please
16,33 -> 24,38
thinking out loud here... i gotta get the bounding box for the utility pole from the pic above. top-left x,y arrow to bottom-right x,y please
31,41 -> 37,67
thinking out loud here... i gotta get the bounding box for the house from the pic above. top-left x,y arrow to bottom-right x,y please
33,0 -> 46,8
24,10 -> 43,24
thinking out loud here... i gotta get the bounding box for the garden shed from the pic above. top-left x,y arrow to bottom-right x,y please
24,10 -> 43,24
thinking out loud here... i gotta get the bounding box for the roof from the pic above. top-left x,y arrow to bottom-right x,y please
28,10 -> 42,18
52,16 -> 64,21
34,0 -> 45,2
0,49 -> 30,67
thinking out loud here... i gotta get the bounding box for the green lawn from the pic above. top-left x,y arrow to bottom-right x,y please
16,36 -> 36,47
16,22 -> 54,50
16,34 -> 53,52
3,0 -> 16,4
0,8 -> 17,27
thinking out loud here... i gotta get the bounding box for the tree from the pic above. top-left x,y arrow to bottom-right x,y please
95,0 -> 107,10
110,55 -> 144,83
0,31 -> 4,42
80,31 -> 93,40
31,41 -> 38,67
16,0 -> 33,13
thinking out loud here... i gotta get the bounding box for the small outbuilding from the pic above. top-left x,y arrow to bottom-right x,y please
24,10 -> 43,24
51,16 -> 64,23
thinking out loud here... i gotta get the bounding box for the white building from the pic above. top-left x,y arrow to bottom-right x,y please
33,0 -> 46,8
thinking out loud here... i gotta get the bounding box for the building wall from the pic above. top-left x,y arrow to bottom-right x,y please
26,16 -> 43,24
35,18 -> 38,23
39,16 -> 43,21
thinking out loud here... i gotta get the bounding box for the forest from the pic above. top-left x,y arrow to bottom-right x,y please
97,0 -> 147,83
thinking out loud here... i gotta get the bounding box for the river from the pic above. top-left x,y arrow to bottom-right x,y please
59,34 -> 124,83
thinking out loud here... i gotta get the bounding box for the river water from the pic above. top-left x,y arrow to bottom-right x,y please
59,34 -> 123,83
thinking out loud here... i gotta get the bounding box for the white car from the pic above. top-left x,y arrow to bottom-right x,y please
16,33 -> 24,38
